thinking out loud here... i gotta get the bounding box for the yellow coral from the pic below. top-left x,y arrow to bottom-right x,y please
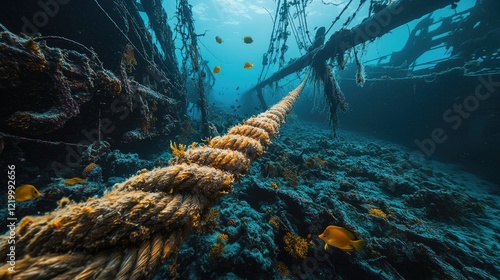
276,261 -> 290,277
269,217 -> 280,229
282,169 -> 298,187
191,213 -> 201,229
170,142 -> 187,158
217,233 -> 229,243
199,208 -> 220,234
270,182 -> 279,189
209,242 -> 225,261
369,208 -> 387,219
283,232 -> 308,259
313,156 -> 328,167
209,232 -> 228,261
122,43 -> 137,73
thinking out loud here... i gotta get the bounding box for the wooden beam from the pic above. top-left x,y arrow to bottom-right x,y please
248,0 -> 458,92
315,0 -> 458,62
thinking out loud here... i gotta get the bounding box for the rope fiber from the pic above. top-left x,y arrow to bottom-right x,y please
0,74 -> 309,280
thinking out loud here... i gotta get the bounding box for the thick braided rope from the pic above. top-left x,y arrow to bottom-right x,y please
0,75 -> 308,279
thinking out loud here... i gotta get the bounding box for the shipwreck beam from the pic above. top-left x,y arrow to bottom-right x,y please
249,0 -> 459,92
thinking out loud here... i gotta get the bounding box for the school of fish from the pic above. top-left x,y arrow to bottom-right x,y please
212,35 -> 255,75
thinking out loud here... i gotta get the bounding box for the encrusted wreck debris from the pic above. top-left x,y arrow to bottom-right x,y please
0,31 -> 178,140
0,0 -> 188,178
249,0 -> 500,133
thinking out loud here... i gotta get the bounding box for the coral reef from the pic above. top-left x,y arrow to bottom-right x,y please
168,120 -> 499,279
104,150 -> 153,177
283,232 -> 309,259
1,112 -> 498,279
404,189 -> 485,221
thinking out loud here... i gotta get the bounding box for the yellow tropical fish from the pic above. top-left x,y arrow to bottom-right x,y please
318,226 -> 366,252
242,36 -> 253,44
213,65 -> 221,74
64,177 -> 86,186
215,36 -> 223,44
14,185 -> 42,202
243,62 -> 254,69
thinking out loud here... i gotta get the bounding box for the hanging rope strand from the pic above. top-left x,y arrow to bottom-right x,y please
93,0 -> 175,88
324,0 -> 354,35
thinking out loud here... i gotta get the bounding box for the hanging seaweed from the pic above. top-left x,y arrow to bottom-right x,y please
175,0 -> 210,137
312,61 -> 348,135
354,48 -> 366,86
258,0 -> 313,82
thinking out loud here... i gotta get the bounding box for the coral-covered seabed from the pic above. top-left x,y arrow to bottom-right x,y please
3,118 -> 499,279
168,118 -> 499,279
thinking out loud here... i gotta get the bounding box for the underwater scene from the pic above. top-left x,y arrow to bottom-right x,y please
0,0 -> 499,279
